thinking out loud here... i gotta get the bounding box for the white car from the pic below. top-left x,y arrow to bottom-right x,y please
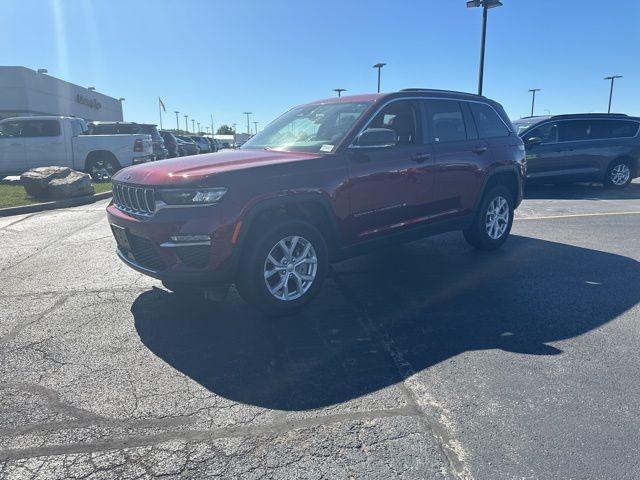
0,116 -> 154,179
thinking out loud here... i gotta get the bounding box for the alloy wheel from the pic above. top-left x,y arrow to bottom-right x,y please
485,195 -> 510,240
611,163 -> 631,186
263,235 -> 318,301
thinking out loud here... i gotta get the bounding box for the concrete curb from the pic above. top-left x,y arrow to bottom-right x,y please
0,190 -> 112,217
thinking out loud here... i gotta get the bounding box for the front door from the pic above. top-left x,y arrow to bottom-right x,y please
0,120 -> 26,174
21,119 -> 67,168
346,99 -> 432,242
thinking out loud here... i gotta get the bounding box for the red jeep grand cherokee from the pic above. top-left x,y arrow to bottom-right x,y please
107,89 -> 525,314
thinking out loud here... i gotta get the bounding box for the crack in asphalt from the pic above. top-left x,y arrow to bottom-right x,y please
329,269 -> 471,480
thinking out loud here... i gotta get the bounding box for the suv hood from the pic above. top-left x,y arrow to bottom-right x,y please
113,149 -> 323,185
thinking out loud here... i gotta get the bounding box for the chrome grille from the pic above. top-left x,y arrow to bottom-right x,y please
113,182 -> 156,216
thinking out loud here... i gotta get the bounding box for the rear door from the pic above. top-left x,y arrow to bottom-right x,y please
0,120 -> 26,173
424,99 -> 489,219
21,120 -> 68,168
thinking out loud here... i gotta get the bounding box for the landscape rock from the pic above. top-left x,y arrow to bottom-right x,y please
20,166 -> 93,200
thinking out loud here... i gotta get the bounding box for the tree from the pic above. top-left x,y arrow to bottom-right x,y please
216,124 -> 234,135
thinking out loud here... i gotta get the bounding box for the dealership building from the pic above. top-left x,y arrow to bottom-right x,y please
0,66 -> 123,122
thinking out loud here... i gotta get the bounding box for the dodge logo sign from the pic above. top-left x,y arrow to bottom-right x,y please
76,94 -> 102,110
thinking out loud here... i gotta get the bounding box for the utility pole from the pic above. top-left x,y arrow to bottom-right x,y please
174,111 -> 180,132
604,75 -> 622,113
184,115 -> 189,133
528,89 -> 540,117
372,63 -> 386,93
333,88 -> 346,97
467,0 -> 503,96
243,112 -> 252,134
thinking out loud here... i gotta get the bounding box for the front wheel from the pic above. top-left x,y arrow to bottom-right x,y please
236,219 -> 328,315
463,186 -> 514,250
604,159 -> 632,189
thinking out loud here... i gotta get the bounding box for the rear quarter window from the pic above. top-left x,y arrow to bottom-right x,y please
469,103 -> 510,138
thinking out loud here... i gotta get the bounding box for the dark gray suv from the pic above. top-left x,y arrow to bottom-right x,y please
513,113 -> 640,188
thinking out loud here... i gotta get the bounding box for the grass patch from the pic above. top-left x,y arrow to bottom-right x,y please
0,182 -> 111,209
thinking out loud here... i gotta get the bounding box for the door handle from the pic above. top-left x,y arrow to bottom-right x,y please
472,146 -> 487,154
411,153 -> 431,163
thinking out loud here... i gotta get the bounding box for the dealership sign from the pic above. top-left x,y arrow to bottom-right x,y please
76,94 -> 101,110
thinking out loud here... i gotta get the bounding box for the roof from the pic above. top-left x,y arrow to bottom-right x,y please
306,89 -> 486,106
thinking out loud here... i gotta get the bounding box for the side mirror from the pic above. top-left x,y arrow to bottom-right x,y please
526,136 -> 542,147
354,128 -> 397,148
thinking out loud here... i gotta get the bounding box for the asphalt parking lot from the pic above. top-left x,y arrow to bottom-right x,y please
1,181 -> 639,479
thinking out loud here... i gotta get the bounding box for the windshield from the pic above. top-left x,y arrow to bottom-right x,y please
241,101 -> 371,153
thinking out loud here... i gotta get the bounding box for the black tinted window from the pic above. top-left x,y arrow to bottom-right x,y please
20,120 -> 60,137
91,124 -> 118,134
589,120 -> 639,139
527,122 -> 559,143
0,121 -> 22,137
116,125 -> 139,134
425,100 -> 467,143
469,102 -> 510,138
559,121 -> 591,142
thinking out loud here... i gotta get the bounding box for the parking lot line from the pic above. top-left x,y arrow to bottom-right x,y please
516,211 -> 640,221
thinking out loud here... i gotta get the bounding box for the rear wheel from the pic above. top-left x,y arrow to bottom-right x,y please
87,155 -> 119,181
463,186 -> 514,250
236,219 -> 328,315
604,159 -> 632,189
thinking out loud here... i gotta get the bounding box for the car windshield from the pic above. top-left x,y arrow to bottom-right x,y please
241,101 -> 371,153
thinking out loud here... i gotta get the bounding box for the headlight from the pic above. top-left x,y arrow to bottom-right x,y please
156,187 -> 227,206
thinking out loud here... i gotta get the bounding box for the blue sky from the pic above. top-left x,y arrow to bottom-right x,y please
3,0 -> 639,132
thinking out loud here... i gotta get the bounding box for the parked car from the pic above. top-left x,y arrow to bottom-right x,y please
89,122 -> 168,160
159,131 -> 180,158
107,89 -> 525,314
175,135 -> 199,156
513,113 -> 640,188
190,136 -> 211,153
205,137 -> 218,152
0,116 -> 153,178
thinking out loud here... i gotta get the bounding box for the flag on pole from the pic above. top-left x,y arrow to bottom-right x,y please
159,97 -> 166,112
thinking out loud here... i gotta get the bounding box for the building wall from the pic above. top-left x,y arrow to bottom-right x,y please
0,66 -> 123,122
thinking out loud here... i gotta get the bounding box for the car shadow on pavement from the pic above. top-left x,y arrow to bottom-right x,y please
524,181 -> 640,200
133,234 -> 640,411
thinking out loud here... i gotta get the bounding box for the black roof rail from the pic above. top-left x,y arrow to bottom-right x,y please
399,88 -> 484,97
550,113 -> 628,120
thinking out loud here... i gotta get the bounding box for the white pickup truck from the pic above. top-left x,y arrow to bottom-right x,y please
0,116 -> 154,179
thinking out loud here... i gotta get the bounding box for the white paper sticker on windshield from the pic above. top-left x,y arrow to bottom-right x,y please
320,144 -> 334,152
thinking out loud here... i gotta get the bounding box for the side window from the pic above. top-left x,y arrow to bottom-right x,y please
469,102 -> 510,138
559,120 -> 590,142
527,122 -> 559,143
117,125 -> 138,134
424,100 -> 467,143
608,120 -> 639,138
368,100 -> 419,145
0,121 -> 22,137
20,120 -> 61,138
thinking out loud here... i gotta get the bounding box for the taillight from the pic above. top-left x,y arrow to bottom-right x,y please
133,139 -> 143,152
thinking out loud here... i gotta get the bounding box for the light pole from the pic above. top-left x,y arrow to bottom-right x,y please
372,63 -> 386,93
184,115 -> 189,133
333,88 -> 346,97
467,0 -> 503,96
604,75 -> 622,113
528,88 -> 540,117
253,121 -> 258,134
197,122 -> 201,134
118,98 -> 125,120
192,119 -> 195,133
243,112 -> 252,134
174,111 -> 180,132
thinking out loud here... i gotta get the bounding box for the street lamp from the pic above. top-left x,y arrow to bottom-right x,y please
184,115 -> 189,133
467,0 -> 503,96
243,112 -> 252,134
118,98 -> 125,119
192,119 -> 195,133
253,121 -> 259,134
333,88 -> 347,97
372,63 -> 386,93
604,75 -> 622,113
528,88 -> 540,117
174,111 -> 180,132
197,122 -> 201,134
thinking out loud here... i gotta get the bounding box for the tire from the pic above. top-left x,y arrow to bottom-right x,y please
87,155 -> 120,181
463,186 -> 514,251
604,159 -> 632,189
235,219 -> 328,315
